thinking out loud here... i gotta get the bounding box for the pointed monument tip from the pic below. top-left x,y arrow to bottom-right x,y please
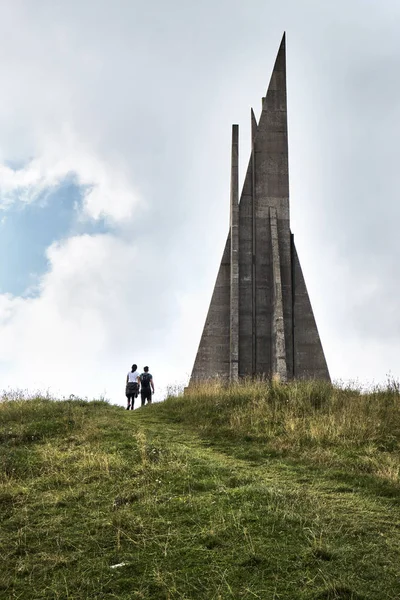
268,31 -> 286,79
261,32 -> 287,109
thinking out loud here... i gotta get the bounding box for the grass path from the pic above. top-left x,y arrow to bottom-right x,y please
129,407 -> 400,599
1,397 -> 400,599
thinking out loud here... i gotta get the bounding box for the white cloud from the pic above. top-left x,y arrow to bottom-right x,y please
0,232 -> 180,401
0,126 -> 140,223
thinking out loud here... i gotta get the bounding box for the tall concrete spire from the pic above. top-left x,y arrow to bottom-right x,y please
190,34 -> 330,383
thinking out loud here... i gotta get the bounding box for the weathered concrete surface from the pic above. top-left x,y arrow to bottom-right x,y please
238,153 -> 254,377
190,33 -> 330,383
230,125 -> 239,381
270,207 -> 287,382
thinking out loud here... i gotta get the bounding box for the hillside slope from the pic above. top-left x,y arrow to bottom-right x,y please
1,382 -> 400,599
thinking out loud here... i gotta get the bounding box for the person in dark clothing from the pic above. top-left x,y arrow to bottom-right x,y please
125,364 -> 140,410
140,366 -> 154,406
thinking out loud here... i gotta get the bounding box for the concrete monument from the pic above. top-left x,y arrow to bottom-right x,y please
190,34 -> 330,383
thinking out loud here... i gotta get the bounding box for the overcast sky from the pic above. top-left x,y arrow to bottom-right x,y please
1,0 -> 400,403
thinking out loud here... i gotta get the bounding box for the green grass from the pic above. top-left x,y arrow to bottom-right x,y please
1,381 -> 400,599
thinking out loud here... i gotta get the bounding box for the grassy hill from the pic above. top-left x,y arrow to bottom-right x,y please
1,381 -> 400,600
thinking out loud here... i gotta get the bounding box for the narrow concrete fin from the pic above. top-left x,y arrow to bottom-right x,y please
230,124 -> 239,219
190,235 -> 231,383
292,240 -> 330,381
270,208 -> 287,381
230,125 -> 239,381
230,124 -> 239,200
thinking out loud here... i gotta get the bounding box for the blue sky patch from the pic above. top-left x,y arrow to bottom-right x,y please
0,178 -> 110,297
